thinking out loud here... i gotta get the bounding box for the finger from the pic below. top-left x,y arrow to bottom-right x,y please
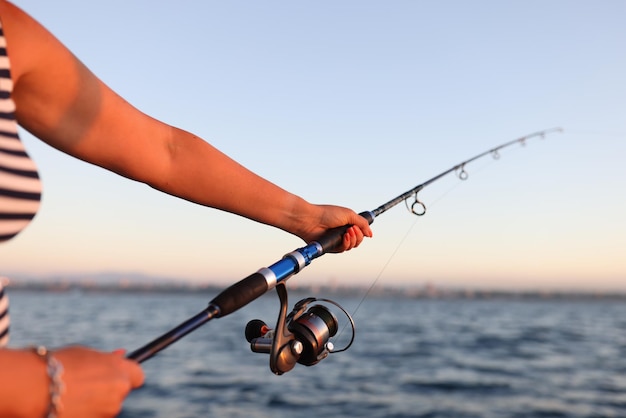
125,360 -> 145,388
347,226 -> 358,248
343,226 -> 357,250
341,230 -> 351,251
353,226 -> 364,247
353,213 -> 373,238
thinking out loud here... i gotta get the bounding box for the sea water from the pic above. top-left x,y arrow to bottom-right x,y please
6,289 -> 626,418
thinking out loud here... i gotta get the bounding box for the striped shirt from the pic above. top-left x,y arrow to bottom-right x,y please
0,20 -> 42,243
0,279 -> 9,347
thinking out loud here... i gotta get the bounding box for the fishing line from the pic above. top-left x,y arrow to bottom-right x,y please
334,215 -> 420,343
340,160 -> 498,344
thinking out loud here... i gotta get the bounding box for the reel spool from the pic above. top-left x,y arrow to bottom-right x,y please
245,283 -> 355,375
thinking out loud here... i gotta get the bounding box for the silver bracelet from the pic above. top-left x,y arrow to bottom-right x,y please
32,346 -> 65,418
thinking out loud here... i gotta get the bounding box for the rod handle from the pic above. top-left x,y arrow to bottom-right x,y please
315,211 -> 375,254
209,271 -> 269,317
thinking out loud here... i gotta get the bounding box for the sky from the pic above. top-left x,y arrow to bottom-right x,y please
2,1 -> 625,292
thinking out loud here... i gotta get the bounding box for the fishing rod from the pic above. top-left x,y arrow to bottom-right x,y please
127,127 -> 562,373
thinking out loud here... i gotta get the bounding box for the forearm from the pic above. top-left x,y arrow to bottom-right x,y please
148,127 -> 319,238
0,349 -> 48,418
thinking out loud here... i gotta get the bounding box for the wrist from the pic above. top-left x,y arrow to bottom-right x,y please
31,346 -> 65,418
279,196 -> 318,240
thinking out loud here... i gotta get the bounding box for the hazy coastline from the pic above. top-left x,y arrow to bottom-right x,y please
4,273 -> 625,300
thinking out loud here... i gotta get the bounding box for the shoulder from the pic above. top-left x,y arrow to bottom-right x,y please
0,0 -> 32,33
0,1 -> 66,83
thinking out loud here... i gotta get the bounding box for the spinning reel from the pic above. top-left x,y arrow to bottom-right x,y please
244,283 -> 356,375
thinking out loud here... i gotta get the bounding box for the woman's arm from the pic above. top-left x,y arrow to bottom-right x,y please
1,0 -> 372,249
0,348 -> 48,417
0,347 -> 144,418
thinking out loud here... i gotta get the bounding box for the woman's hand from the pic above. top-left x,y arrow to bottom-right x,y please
54,346 -> 144,418
294,205 -> 373,253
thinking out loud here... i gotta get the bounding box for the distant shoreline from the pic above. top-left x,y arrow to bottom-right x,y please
5,280 -> 626,300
